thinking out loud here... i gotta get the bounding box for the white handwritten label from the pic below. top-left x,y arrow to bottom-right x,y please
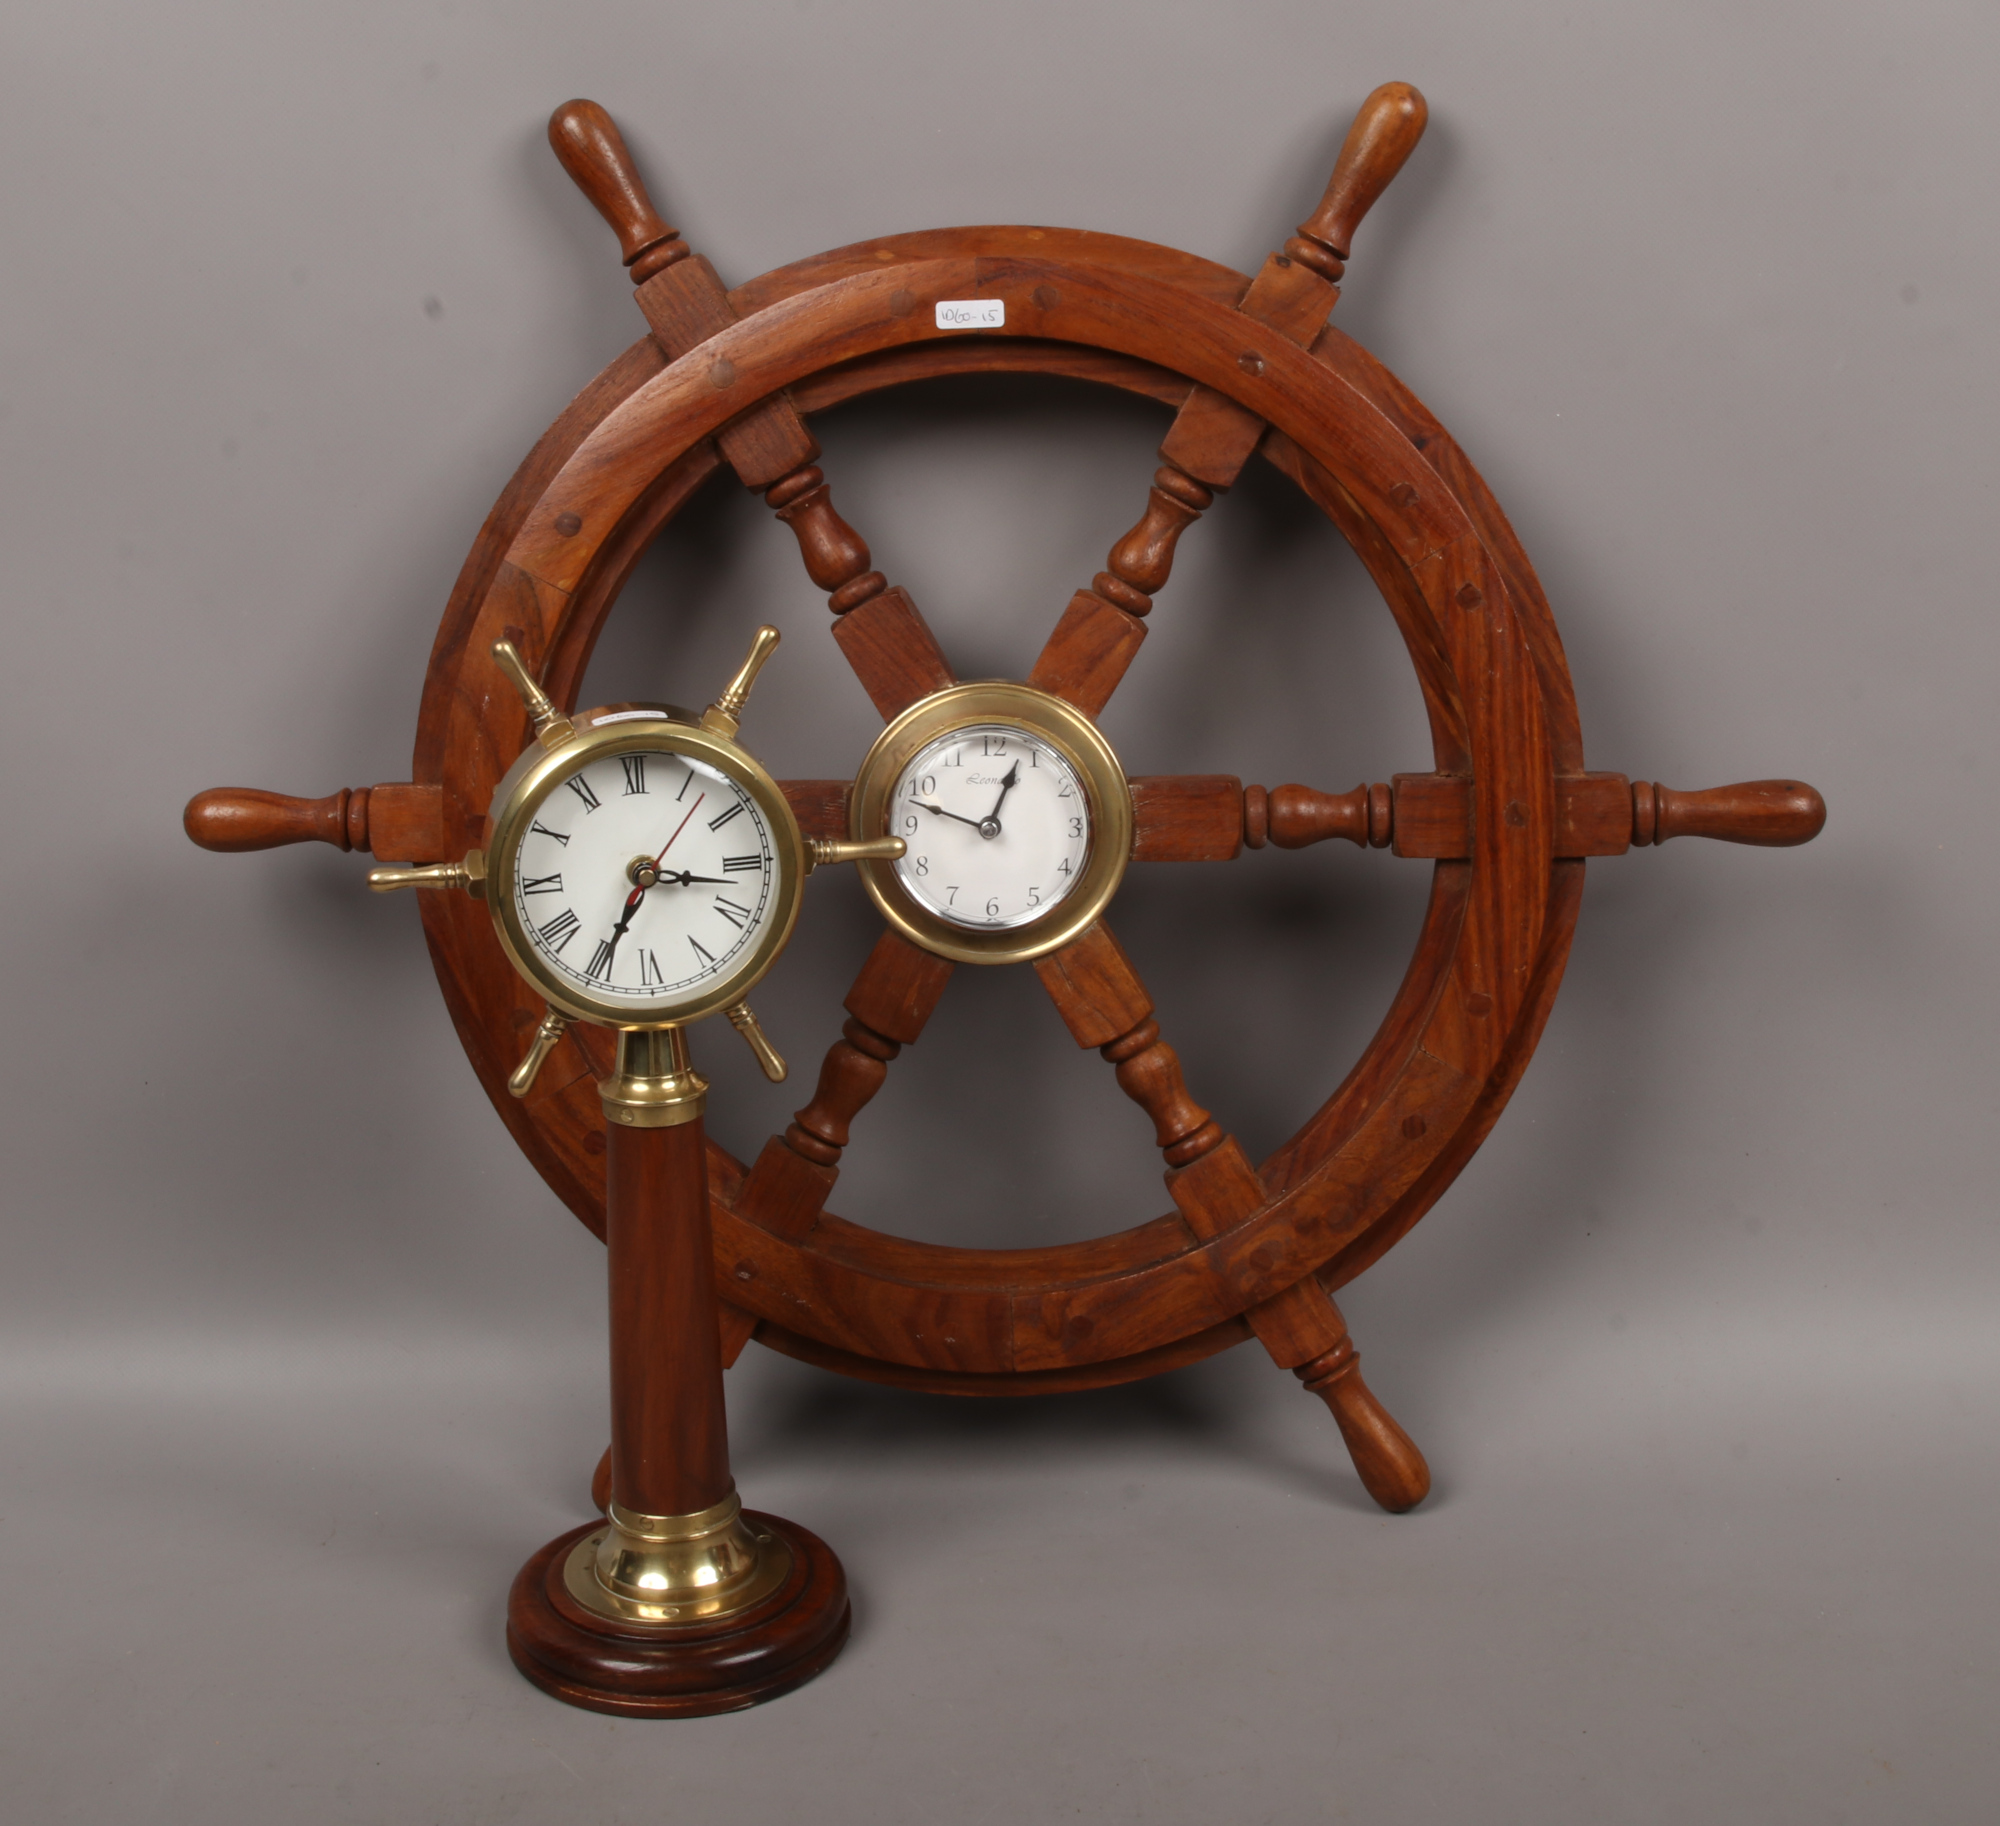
935,298 -> 1005,330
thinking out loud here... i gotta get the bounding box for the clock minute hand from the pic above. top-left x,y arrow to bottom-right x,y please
981,760 -> 1020,830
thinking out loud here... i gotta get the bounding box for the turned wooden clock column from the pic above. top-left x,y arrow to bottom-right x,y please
506,1027 -> 850,1717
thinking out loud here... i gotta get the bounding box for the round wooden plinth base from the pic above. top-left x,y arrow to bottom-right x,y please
506,1513 -> 850,1718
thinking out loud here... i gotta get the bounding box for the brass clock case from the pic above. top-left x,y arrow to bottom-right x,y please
485,704 -> 805,1028
847,681 -> 1134,967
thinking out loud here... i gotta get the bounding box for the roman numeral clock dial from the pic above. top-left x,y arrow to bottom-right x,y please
509,749 -> 777,1008
360,630 -> 902,1066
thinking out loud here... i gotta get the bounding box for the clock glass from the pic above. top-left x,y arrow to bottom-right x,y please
887,723 -> 1090,929
511,746 -> 779,1015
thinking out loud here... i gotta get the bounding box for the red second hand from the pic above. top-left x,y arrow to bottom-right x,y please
654,792 -> 704,865
612,792 -> 707,933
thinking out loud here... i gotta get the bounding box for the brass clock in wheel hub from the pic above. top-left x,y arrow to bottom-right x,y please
849,681 -> 1134,967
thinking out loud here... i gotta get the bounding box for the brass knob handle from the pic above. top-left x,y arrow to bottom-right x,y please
491,640 -> 574,745
806,836 -> 907,873
367,850 -> 487,896
508,1007 -> 569,1097
1289,82 -> 1429,279
701,625 -> 782,738
726,1003 -> 787,1083
546,99 -> 686,281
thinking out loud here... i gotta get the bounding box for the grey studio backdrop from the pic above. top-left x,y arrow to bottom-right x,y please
3,3 -> 1994,1821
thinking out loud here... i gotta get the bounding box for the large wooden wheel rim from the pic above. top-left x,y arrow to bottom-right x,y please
413,224 -> 1576,1399
187,91 -> 1823,1510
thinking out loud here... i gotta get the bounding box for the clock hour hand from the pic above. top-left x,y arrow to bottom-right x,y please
603,884 -> 646,964
913,798 -> 984,832
655,870 -> 732,887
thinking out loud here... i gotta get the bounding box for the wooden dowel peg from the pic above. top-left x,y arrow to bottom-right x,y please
547,99 -> 689,281
1631,779 -> 1827,847
1288,82 -> 1429,281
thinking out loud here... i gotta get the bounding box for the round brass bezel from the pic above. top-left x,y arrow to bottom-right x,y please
485,703 -> 804,1027
848,681 -> 1133,966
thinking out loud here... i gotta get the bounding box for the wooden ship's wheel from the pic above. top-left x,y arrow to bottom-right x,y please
188,88 -> 1824,1514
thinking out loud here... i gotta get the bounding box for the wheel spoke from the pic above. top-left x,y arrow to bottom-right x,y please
759,463 -> 960,718
778,780 -> 850,842
1029,91 -> 1435,725
1240,775 -> 1816,861
784,929 -> 954,1167
1034,916 -> 1428,1508
1031,920 -> 1223,1167
1126,775 -> 1253,861
1119,776 -> 1392,859
718,929 -> 953,1364
550,108 -> 960,721
1021,251 -> 1335,716
1026,464 -> 1212,718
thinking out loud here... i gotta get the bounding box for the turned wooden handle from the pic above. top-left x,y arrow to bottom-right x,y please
184,786 -> 364,852
185,782 -> 444,859
1294,81 -> 1428,266
1296,1325 -> 1430,1513
1632,779 -> 1827,847
547,98 -> 681,274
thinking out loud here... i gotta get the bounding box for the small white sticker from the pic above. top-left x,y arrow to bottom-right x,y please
935,298 -> 1005,330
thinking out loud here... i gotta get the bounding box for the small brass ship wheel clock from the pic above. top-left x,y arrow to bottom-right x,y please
188,83 -> 1827,1716
369,625 -> 899,1714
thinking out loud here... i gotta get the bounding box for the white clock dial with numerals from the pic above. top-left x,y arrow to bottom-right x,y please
888,723 -> 1091,929
511,746 -> 779,1014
